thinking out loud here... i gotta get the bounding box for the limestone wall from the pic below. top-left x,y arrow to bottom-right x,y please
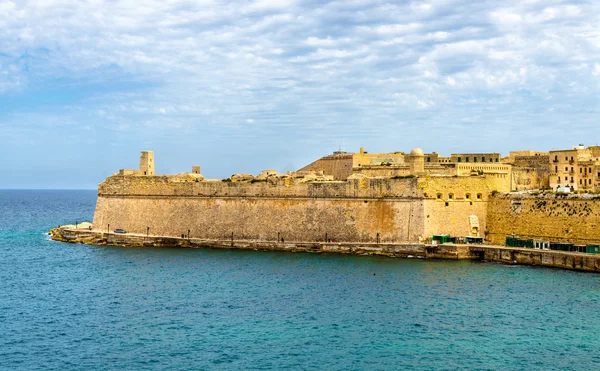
486,194 -> 600,245
97,175 -> 423,199
93,175 -> 426,243
420,176 -> 495,238
92,174 -> 509,244
93,196 -> 425,243
511,155 -> 550,190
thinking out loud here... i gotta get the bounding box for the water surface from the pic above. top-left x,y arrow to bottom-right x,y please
1,190 -> 599,370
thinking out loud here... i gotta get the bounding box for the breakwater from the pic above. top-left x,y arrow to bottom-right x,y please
50,228 -> 600,273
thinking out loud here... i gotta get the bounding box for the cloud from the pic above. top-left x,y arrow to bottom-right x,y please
0,0 -> 599,186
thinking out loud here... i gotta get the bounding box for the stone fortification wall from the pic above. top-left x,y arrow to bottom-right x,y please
297,154 -> 354,180
93,196 -> 424,243
421,176 -> 499,238
97,175 -> 422,199
486,193 -> 600,245
511,155 -> 550,190
93,175 -> 425,243
92,174 -> 506,244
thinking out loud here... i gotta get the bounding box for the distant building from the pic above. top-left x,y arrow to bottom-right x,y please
549,145 -> 600,192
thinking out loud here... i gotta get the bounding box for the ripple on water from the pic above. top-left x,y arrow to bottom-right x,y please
1,190 -> 600,370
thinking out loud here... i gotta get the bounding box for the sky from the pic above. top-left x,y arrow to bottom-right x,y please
1,0 -> 599,189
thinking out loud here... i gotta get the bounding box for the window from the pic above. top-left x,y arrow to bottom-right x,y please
437,193 -> 442,199
474,157 -> 477,163
555,166 -> 558,172
458,157 -> 462,162
565,167 -> 568,171
427,157 -> 431,162
580,179 -> 583,184
571,156 -> 574,161
571,167 -> 574,172
489,158 -> 492,162
477,193 -> 482,200
482,157 -> 485,162
448,193 -> 454,200
466,193 -> 471,199
566,157 -> 568,161
580,168 -> 582,173
554,155 -> 558,161
571,177 -> 574,183
466,157 -> 469,162
558,177 -> 561,182
590,179 -> 592,185
445,202 -> 449,207
495,158 -> 498,162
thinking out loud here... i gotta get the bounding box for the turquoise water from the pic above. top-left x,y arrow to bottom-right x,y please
1,190 -> 600,370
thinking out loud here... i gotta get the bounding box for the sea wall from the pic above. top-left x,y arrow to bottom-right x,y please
486,193 -> 600,245
422,176 -> 501,238
93,175 -> 426,243
51,228 -> 600,273
94,196 -> 425,243
92,174 -> 503,244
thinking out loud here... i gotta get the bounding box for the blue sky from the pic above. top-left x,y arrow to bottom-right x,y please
1,0 -> 599,189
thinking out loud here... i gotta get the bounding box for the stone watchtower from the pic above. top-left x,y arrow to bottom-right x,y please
139,151 -> 155,176
408,148 -> 425,175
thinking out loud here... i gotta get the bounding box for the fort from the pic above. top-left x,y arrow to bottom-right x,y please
51,145 -> 600,272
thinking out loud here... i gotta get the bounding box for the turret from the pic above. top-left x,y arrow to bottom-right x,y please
408,148 -> 425,175
139,151 -> 155,176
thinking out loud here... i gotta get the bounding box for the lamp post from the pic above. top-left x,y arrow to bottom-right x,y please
147,227 -> 149,237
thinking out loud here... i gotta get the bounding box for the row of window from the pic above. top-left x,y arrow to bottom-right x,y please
554,155 -> 575,162
556,178 -> 593,185
554,166 -> 595,174
457,157 -> 499,163
436,193 -> 482,200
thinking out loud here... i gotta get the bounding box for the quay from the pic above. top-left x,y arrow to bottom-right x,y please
50,227 -> 600,273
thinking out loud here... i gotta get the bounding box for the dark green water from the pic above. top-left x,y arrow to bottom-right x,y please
1,190 -> 599,370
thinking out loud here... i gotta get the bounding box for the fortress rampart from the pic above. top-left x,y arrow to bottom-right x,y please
89,148 -> 600,249
486,193 -> 600,245
92,173 -> 501,243
93,175 -> 423,243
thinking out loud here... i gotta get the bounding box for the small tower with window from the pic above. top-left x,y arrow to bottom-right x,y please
139,150 -> 155,176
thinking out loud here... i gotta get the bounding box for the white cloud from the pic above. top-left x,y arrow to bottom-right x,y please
0,0 -> 599,185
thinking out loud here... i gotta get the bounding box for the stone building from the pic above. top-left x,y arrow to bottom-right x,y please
506,151 -> 550,191
299,147 -> 511,183
549,145 -> 600,192
118,150 -> 155,176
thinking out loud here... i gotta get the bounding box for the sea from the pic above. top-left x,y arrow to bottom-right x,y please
1,189 -> 600,370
